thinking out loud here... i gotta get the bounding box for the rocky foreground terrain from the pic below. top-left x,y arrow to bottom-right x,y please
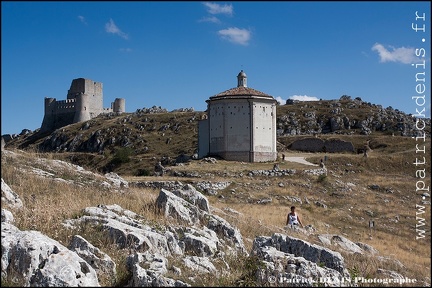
1,146 -> 430,287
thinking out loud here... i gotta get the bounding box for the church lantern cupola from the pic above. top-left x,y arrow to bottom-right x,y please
237,70 -> 247,87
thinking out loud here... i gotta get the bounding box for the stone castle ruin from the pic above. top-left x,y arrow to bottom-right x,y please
40,78 -> 125,132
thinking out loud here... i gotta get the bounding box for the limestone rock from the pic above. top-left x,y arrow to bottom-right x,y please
68,235 -> 116,279
172,184 -> 210,213
318,234 -> 364,254
182,256 -> 217,274
127,251 -> 190,287
155,189 -> 202,225
104,172 -> 129,189
65,204 -> 183,257
355,242 -> 379,255
1,208 -> 14,224
207,214 -> 248,256
1,222 -> 99,287
1,178 -> 23,209
255,246 -> 348,287
253,233 -> 348,275
181,227 -> 220,257
376,268 -> 405,280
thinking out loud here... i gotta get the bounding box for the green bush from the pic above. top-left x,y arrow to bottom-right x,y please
317,174 -> 327,183
110,147 -> 133,166
135,168 -> 150,176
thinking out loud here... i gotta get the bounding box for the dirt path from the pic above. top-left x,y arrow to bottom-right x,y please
285,157 -> 318,166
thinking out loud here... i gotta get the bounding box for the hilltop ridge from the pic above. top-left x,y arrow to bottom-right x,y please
3,96 -> 430,175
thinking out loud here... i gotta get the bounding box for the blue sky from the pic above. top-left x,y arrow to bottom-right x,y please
1,1 -> 430,135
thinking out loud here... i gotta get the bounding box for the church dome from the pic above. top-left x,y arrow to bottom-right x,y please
237,70 -> 247,77
209,70 -> 274,99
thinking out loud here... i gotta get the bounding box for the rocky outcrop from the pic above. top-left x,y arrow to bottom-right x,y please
255,246 -> 348,287
65,204 -> 183,257
103,172 -> 129,189
180,227 -> 220,257
68,235 -> 117,280
126,251 -> 190,287
207,214 -> 248,255
60,188 -> 249,286
1,222 -> 100,287
253,233 -> 347,275
155,189 -> 202,225
318,234 -> 364,254
253,233 -> 350,287
277,97 -> 430,137
171,184 -> 210,213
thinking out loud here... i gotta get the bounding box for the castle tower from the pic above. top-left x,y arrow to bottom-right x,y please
67,78 -> 103,117
198,70 -> 277,162
73,93 -> 91,123
237,70 -> 247,87
40,97 -> 57,132
112,98 -> 126,113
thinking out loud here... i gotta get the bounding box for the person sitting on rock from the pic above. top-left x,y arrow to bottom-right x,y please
286,206 -> 303,228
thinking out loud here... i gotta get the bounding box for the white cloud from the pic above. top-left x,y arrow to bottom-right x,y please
290,95 -> 320,101
218,27 -> 251,45
78,15 -> 87,25
371,43 -> 422,64
203,2 -> 233,16
275,95 -> 319,105
275,96 -> 285,105
105,18 -> 128,39
198,16 -> 221,23
119,48 -> 132,53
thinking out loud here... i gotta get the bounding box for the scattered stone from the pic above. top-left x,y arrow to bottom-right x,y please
355,242 -> 379,254
257,197 -> 272,204
315,201 -> 328,209
369,184 -> 380,190
104,172 -> 129,189
318,234 -> 364,254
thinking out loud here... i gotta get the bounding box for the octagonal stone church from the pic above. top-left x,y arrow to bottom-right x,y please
198,70 -> 277,162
